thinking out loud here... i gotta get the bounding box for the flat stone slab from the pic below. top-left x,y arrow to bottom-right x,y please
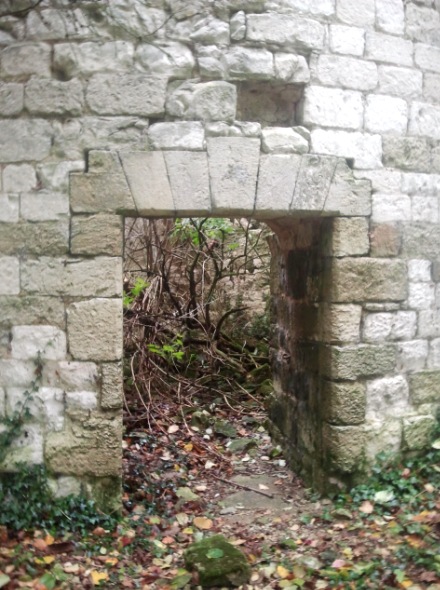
219,474 -> 291,517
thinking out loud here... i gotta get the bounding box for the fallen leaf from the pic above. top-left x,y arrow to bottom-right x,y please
259,484 -> 269,490
168,424 -> 180,434
193,516 -> 213,530
176,487 -> 200,502
204,460 -> 215,470
105,557 -> 118,566
277,565 -> 290,578
359,500 -> 374,514
374,490 -> 395,504
91,570 -> 109,585
0,575 -> 10,589
162,536 -> 175,545
34,538 -> 48,551
176,513 -> 189,526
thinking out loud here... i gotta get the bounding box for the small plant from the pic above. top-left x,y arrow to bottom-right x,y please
147,334 -> 185,365
123,277 -> 150,308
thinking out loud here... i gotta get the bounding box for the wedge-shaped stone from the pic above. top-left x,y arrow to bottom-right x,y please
255,154 -> 301,217
324,160 -> 372,216
207,137 -> 260,215
119,151 -> 174,216
70,172 -> 135,214
164,151 -> 211,216
291,155 -> 337,212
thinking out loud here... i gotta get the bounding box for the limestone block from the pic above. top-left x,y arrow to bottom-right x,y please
324,160 -> 372,216
190,16 -> 229,44
25,79 -> 84,116
410,371 -> 440,404
101,362 -> 123,409
148,122 -> 205,151
119,151 -> 174,216
369,223 -> 401,257
230,11 -> 246,41
43,361 -> 99,392
0,43 -> 51,78
406,4 -> 440,44
207,137 -> 260,214
11,325 -> 66,361
197,45 -> 226,79
401,173 -> 440,195
70,171 -> 135,215
324,217 -> 369,257
0,296 -> 65,330
0,119 -> 52,163
70,214 -> 123,256
1,423 -> 43,468
255,154 -> 301,216
49,476 -> 81,498
66,391 -> 98,410
54,41 -> 134,77
365,32 -> 413,67
301,86 -> 363,130
409,102 -> 440,140
364,419 -> 402,461
327,258 -> 407,302
313,55 -> 378,91
355,169 -> 402,193
291,154 -> 337,212
136,41 -> 194,77
375,0 -> 405,35
407,282 -> 435,310
166,81 -> 236,122
37,160 -> 85,192
67,298 -> 122,362
273,54 -> 310,84
397,340 -> 428,372
3,164 -> 37,193
424,73 -> 440,104
26,8 -> 90,40
363,311 -> 417,342
205,121 -> 262,138
323,423 -> 366,473
7,386 -> 64,431
0,221 -> 69,257
378,66 -> 422,100
311,129 -> 382,169
261,128 -> 309,154
106,1 -> 167,35
319,304 -> 362,342
266,0 -> 335,15
320,344 -> 397,380
427,338 -> 440,369
86,74 -> 167,116
372,193 -> 411,222
0,83 -> 23,116
402,224 -> 440,259
418,310 -> 440,338
246,14 -> 325,51
0,195 -> 18,223
365,95 -> 408,135
164,151 -> 211,215
46,436 -> 122,477
336,0 -> 374,25
322,381 -> 366,425
223,47 -> 274,80
21,191 -> 69,222
0,360 -> 38,387
408,259 -> 431,282
415,43 -> 440,73
329,24 -> 365,57
382,137 -> 431,172
403,416 -> 436,450
0,256 -> 19,295
21,257 -> 122,297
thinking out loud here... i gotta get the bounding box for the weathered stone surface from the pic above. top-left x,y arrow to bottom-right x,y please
86,74 -> 167,116
190,16 -> 230,44
323,423 -> 366,473
410,371 -> 440,404
0,296 -> 65,329
148,122 -> 205,151
0,360 -> 39,387
329,24 -> 365,56
0,195 -> 19,223
402,224 -> 440,258
135,42 -> 195,77
101,363 -> 123,409
336,0 -> 374,26
383,137 -> 432,172
0,83 -> 23,116
261,127 -> 309,154
25,79 -> 84,116
313,54 -> 378,91
415,43 -> 440,73
0,221 -> 69,257
54,41 -> 134,77
11,325 -> 66,361
365,376 -> 409,420
409,102 -> 440,140
43,361 -> 99,392
0,119 -> 52,162
403,416 -> 436,450
207,137 -> 260,214
378,65 -> 422,99
301,86 -> 363,130
364,419 -> 402,461
3,164 -> 37,193
265,0 -> 335,16
365,95 -> 408,135
397,339 -> 428,372
67,298 -> 123,361
46,437 -> 122,477
375,0 -> 405,35
164,151 -> 211,215
370,223 -> 401,257
255,154 -> 301,216
70,171 -> 136,214
166,80 -> 236,122
424,73 -> 440,104
119,151 -> 175,216
7,386 -> 64,431
223,46 -> 274,79
327,258 -> 407,302
70,214 -> 123,256
406,3 -> 440,45
273,53 -> 310,83
0,256 -> 19,295
318,304 -> 362,342
372,193 -> 411,222
66,390 -> 98,411
324,160 -> 372,216
291,154 -> 337,212
324,217 -> 369,257
21,257 -> 122,297
311,129 -> 382,169
1,423 -> 44,468
1,43 -> 51,78
322,381 -> 366,425
321,344 -> 396,380
246,14 -> 325,51
21,191 -> 69,222
363,310 -> 416,342
365,32 -> 413,67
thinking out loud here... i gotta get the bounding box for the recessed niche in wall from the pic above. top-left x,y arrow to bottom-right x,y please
235,82 -> 303,127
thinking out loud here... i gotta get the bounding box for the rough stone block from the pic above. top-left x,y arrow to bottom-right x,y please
407,282 -> 435,310
0,119 -> 52,163
319,304 -> 362,342
403,416 -> 436,450
37,160 -> 85,192
246,14 -> 325,51
0,256 -> 19,295
415,43 -> 440,73
135,42 -> 195,78
230,10 -> 246,41
336,0 -> 374,25
66,391 -> 98,410
7,386 -> 64,431
70,214 -> 123,256
261,127 -> 309,154
207,137 -> 260,214
313,55 -> 378,91
119,151 -> 175,216
365,32 -> 413,67
324,160 -> 372,216
46,436 -> 122,477
273,54 -> 310,84
291,154 -> 337,211
67,298 -> 122,362
1,423 -> 43,468
397,339 -> 428,372
25,79 -> 84,116
0,360 -> 38,387
364,419 -> 402,461
190,16 -> 230,44
311,129 -> 382,169
412,197 -> 439,224
355,169 -> 402,193
1,43 -> 51,78
378,66 -> 422,99
223,46 -> 274,79
323,423 -> 366,473
21,257 -> 122,297
0,296 -> 65,330
21,191 -> 69,222
406,4 -> 440,44
324,217 -> 369,257
409,102 -> 440,140
410,371 -> 440,404
329,24 -> 365,56
0,195 -> 18,223
427,338 -> 440,369
418,310 -> 440,338
197,45 -> 226,79
0,221 -> 68,257
101,362 -> 123,409
401,172 -> 440,196
148,122 -> 205,151
363,310 -> 416,342
255,154 -> 301,216
70,171 -> 135,215
166,80 -> 236,122
86,74 -> 167,116
370,223 -> 401,257
3,164 -> 37,193
408,259 -> 431,282
54,41 -> 134,77
402,224 -> 440,259
365,95 -> 408,135
265,0 -> 335,17
365,375 -> 409,421
11,325 -> 66,361
164,151 -> 211,215
424,73 -> 440,105
43,361 -> 99,392
0,83 -> 23,116
301,86 -> 363,130
321,344 -> 397,380
372,193 -> 411,222
322,381 -> 366,425
327,258 -> 407,302
382,137 -> 431,172
375,0 -> 405,34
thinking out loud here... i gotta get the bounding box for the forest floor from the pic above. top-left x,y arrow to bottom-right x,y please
1,396 -> 439,590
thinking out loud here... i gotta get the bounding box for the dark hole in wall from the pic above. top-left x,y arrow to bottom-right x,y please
235,82 -> 302,127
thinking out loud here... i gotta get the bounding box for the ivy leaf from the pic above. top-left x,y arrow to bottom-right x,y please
39,573 -> 57,589
206,548 -> 224,559
374,490 -> 395,504
0,575 -> 11,589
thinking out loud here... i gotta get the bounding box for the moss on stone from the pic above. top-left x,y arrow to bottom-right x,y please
184,534 -> 250,588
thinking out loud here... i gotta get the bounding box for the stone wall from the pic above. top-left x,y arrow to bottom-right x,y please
0,0 -> 439,504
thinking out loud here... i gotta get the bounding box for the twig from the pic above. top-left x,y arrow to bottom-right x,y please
212,474 -> 274,499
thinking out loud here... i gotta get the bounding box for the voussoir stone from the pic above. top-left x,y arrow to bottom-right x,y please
164,151 -> 211,215
255,153 -> 301,217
